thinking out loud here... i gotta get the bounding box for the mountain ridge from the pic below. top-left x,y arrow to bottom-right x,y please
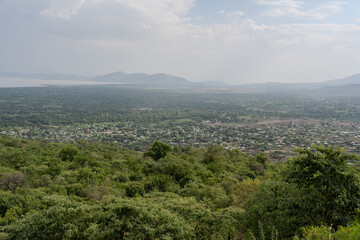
91,71 -> 190,86
239,73 -> 360,92
1,71 -> 360,92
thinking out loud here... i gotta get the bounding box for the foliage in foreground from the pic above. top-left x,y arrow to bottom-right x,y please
301,221 -> 360,240
3,193 -> 242,240
243,145 -> 360,239
0,136 -> 263,239
0,136 -> 360,239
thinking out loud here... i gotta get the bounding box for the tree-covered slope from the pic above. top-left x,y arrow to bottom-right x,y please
0,136 -> 267,239
0,136 -> 359,239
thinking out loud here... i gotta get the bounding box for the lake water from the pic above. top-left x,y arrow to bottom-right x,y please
0,78 -> 115,88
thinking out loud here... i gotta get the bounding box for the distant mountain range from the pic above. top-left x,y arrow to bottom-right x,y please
239,74 -> 360,94
1,71 -> 360,95
312,83 -> 360,96
0,71 -> 192,86
323,74 -> 360,86
0,71 -> 231,88
91,71 -> 189,86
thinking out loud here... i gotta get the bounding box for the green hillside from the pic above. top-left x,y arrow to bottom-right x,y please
0,136 -> 359,239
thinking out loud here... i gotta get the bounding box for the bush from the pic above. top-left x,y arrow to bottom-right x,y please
143,141 -> 172,161
243,181 -> 306,239
234,178 -> 260,208
160,155 -> 192,183
59,145 -> 79,162
180,182 -> 231,208
301,221 -> 360,240
124,181 -> 145,197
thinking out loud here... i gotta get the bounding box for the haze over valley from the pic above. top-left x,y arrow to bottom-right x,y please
2,1 -> 360,239
2,70 -> 360,96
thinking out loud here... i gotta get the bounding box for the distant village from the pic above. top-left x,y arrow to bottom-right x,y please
2,118 -> 359,161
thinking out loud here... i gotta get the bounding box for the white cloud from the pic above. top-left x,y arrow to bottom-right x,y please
226,11 -> 245,18
117,0 -> 194,16
256,0 -> 346,20
40,0 -> 87,20
219,10 -> 245,20
33,0 -> 357,46
39,0 -> 195,26
34,0 -> 197,40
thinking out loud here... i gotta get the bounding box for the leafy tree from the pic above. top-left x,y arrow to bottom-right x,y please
203,145 -> 228,173
4,202 -> 96,240
249,161 -> 265,176
143,141 -> 172,161
124,181 -> 145,197
46,158 -> 61,177
147,174 -> 174,192
143,192 -> 243,240
95,198 -> 193,240
203,145 -> 227,164
160,154 -> 192,184
243,146 -> 360,239
243,181 -> 305,239
0,173 -> 26,194
255,152 -> 268,167
301,221 -> 360,240
180,182 -> 232,208
284,145 -> 360,228
234,178 -> 260,208
59,145 -> 79,162
0,147 -> 28,170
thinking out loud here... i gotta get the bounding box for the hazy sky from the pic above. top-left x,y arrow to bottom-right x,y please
1,0 -> 360,84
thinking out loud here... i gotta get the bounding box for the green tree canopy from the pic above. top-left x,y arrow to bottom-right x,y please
283,145 -> 360,228
243,145 -> 360,239
143,141 -> 172,161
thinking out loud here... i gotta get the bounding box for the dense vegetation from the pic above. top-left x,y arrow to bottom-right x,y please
0,135 -> 359,239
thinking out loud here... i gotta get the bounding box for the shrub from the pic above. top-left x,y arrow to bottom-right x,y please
124,181 -> 144,197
